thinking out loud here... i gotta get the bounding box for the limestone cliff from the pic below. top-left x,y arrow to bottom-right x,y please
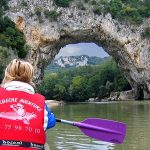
6,0 -> 150,100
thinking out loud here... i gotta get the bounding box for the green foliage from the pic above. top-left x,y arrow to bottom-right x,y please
92,0 -> 150,24
69,76 -> 88,101
91,0 -> 97,5
98,85 -> 108,99
121,6 -> 142,24
38,73 -> 59,99
34,7 -> 42,17
106,0 -> 123,18
44,10 -> 60,21
93,5 -> 102,15
0,46 -> 10,82
83,0 -> 89,3
0,17 -> 27,58
77,1 -> 86,10
0,0 -> 28,58
0,0 -> 9,10
54,0 -> 73,7
39,58 -> 131,101
54,84 -> 66,100
141,27 -> 150,39
21,0 -> 28,7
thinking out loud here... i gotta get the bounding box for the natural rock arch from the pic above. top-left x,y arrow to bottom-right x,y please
6,0 -> 150,100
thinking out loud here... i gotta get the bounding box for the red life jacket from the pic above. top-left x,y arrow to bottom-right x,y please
0,88 -> 46,150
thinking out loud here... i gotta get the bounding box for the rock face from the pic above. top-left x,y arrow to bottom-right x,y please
6,0 -> 150,100
47,55 -> 107,69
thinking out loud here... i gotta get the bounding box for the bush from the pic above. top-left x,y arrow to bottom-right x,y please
93,5 -> 102,15
77,2 -> 86,10
104,0 -> 150,24
91,0 -> 97,5
21,0 -> 28,7
0,0 -> 10,10
120,6 -> 142,24
84,0 -> 89,3
141,27 -> 150,39
54,0 -> 73,7
106,0 -> 123,19
44,10 -> 60,21
34,7 -> 42,17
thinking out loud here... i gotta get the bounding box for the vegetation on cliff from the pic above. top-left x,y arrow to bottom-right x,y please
53,0 -> 150,25
38,58 -> 131,101
141,27 -> 150,39
44,10 -> 60,21
0,0 -> 29,82
52,0 -> 150,38
54,0 -> 73,7
104,0 -> 149,24
0,0 -> 28,58
0,46 -> 10,82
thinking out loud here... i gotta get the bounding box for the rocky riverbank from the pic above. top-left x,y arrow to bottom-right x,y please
88,90 -> 136,102
46,100 -> 65,108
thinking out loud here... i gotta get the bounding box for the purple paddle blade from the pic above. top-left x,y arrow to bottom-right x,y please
74,118 -> 126,144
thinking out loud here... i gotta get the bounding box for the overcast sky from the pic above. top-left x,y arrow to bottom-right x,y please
55,43 -> 109,58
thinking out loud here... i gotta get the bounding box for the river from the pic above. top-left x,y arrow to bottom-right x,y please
46,101 -> 150,150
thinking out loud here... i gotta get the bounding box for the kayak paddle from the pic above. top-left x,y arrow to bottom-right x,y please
56,118 -> 126,144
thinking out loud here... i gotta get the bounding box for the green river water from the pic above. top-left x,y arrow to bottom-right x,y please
47,101 -> 150,150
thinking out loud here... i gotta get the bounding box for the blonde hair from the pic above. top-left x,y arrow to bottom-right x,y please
2,59 -> 34,85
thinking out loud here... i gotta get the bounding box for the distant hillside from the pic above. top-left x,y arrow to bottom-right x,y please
46,55 -> 110,71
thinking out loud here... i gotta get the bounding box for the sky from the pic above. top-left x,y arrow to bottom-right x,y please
55,43 -> 109,58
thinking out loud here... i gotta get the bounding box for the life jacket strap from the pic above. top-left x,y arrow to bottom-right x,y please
0,140 -> 44,150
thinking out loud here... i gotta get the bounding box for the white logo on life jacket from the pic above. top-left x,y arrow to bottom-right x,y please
0,103 -> 37,124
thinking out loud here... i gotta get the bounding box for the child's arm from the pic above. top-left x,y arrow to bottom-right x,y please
44,103 -> 56,130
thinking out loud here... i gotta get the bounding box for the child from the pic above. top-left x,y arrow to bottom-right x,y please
0,59 -> 56,150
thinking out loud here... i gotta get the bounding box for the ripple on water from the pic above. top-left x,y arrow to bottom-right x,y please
49,124 -> 115,150
47,101 -> 150,150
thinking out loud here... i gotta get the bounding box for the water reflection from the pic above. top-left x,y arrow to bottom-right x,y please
48,124 -> 115,150
47,101 -> 150,150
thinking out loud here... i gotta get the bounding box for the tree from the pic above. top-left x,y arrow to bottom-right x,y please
98,85 -> 108,99
38,73 -> 59,99
69,76 -> 88,101
54,84 -> 66,100
88,75 -> 101,97
41,57 -> 131,102
105,81 -> 113,95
